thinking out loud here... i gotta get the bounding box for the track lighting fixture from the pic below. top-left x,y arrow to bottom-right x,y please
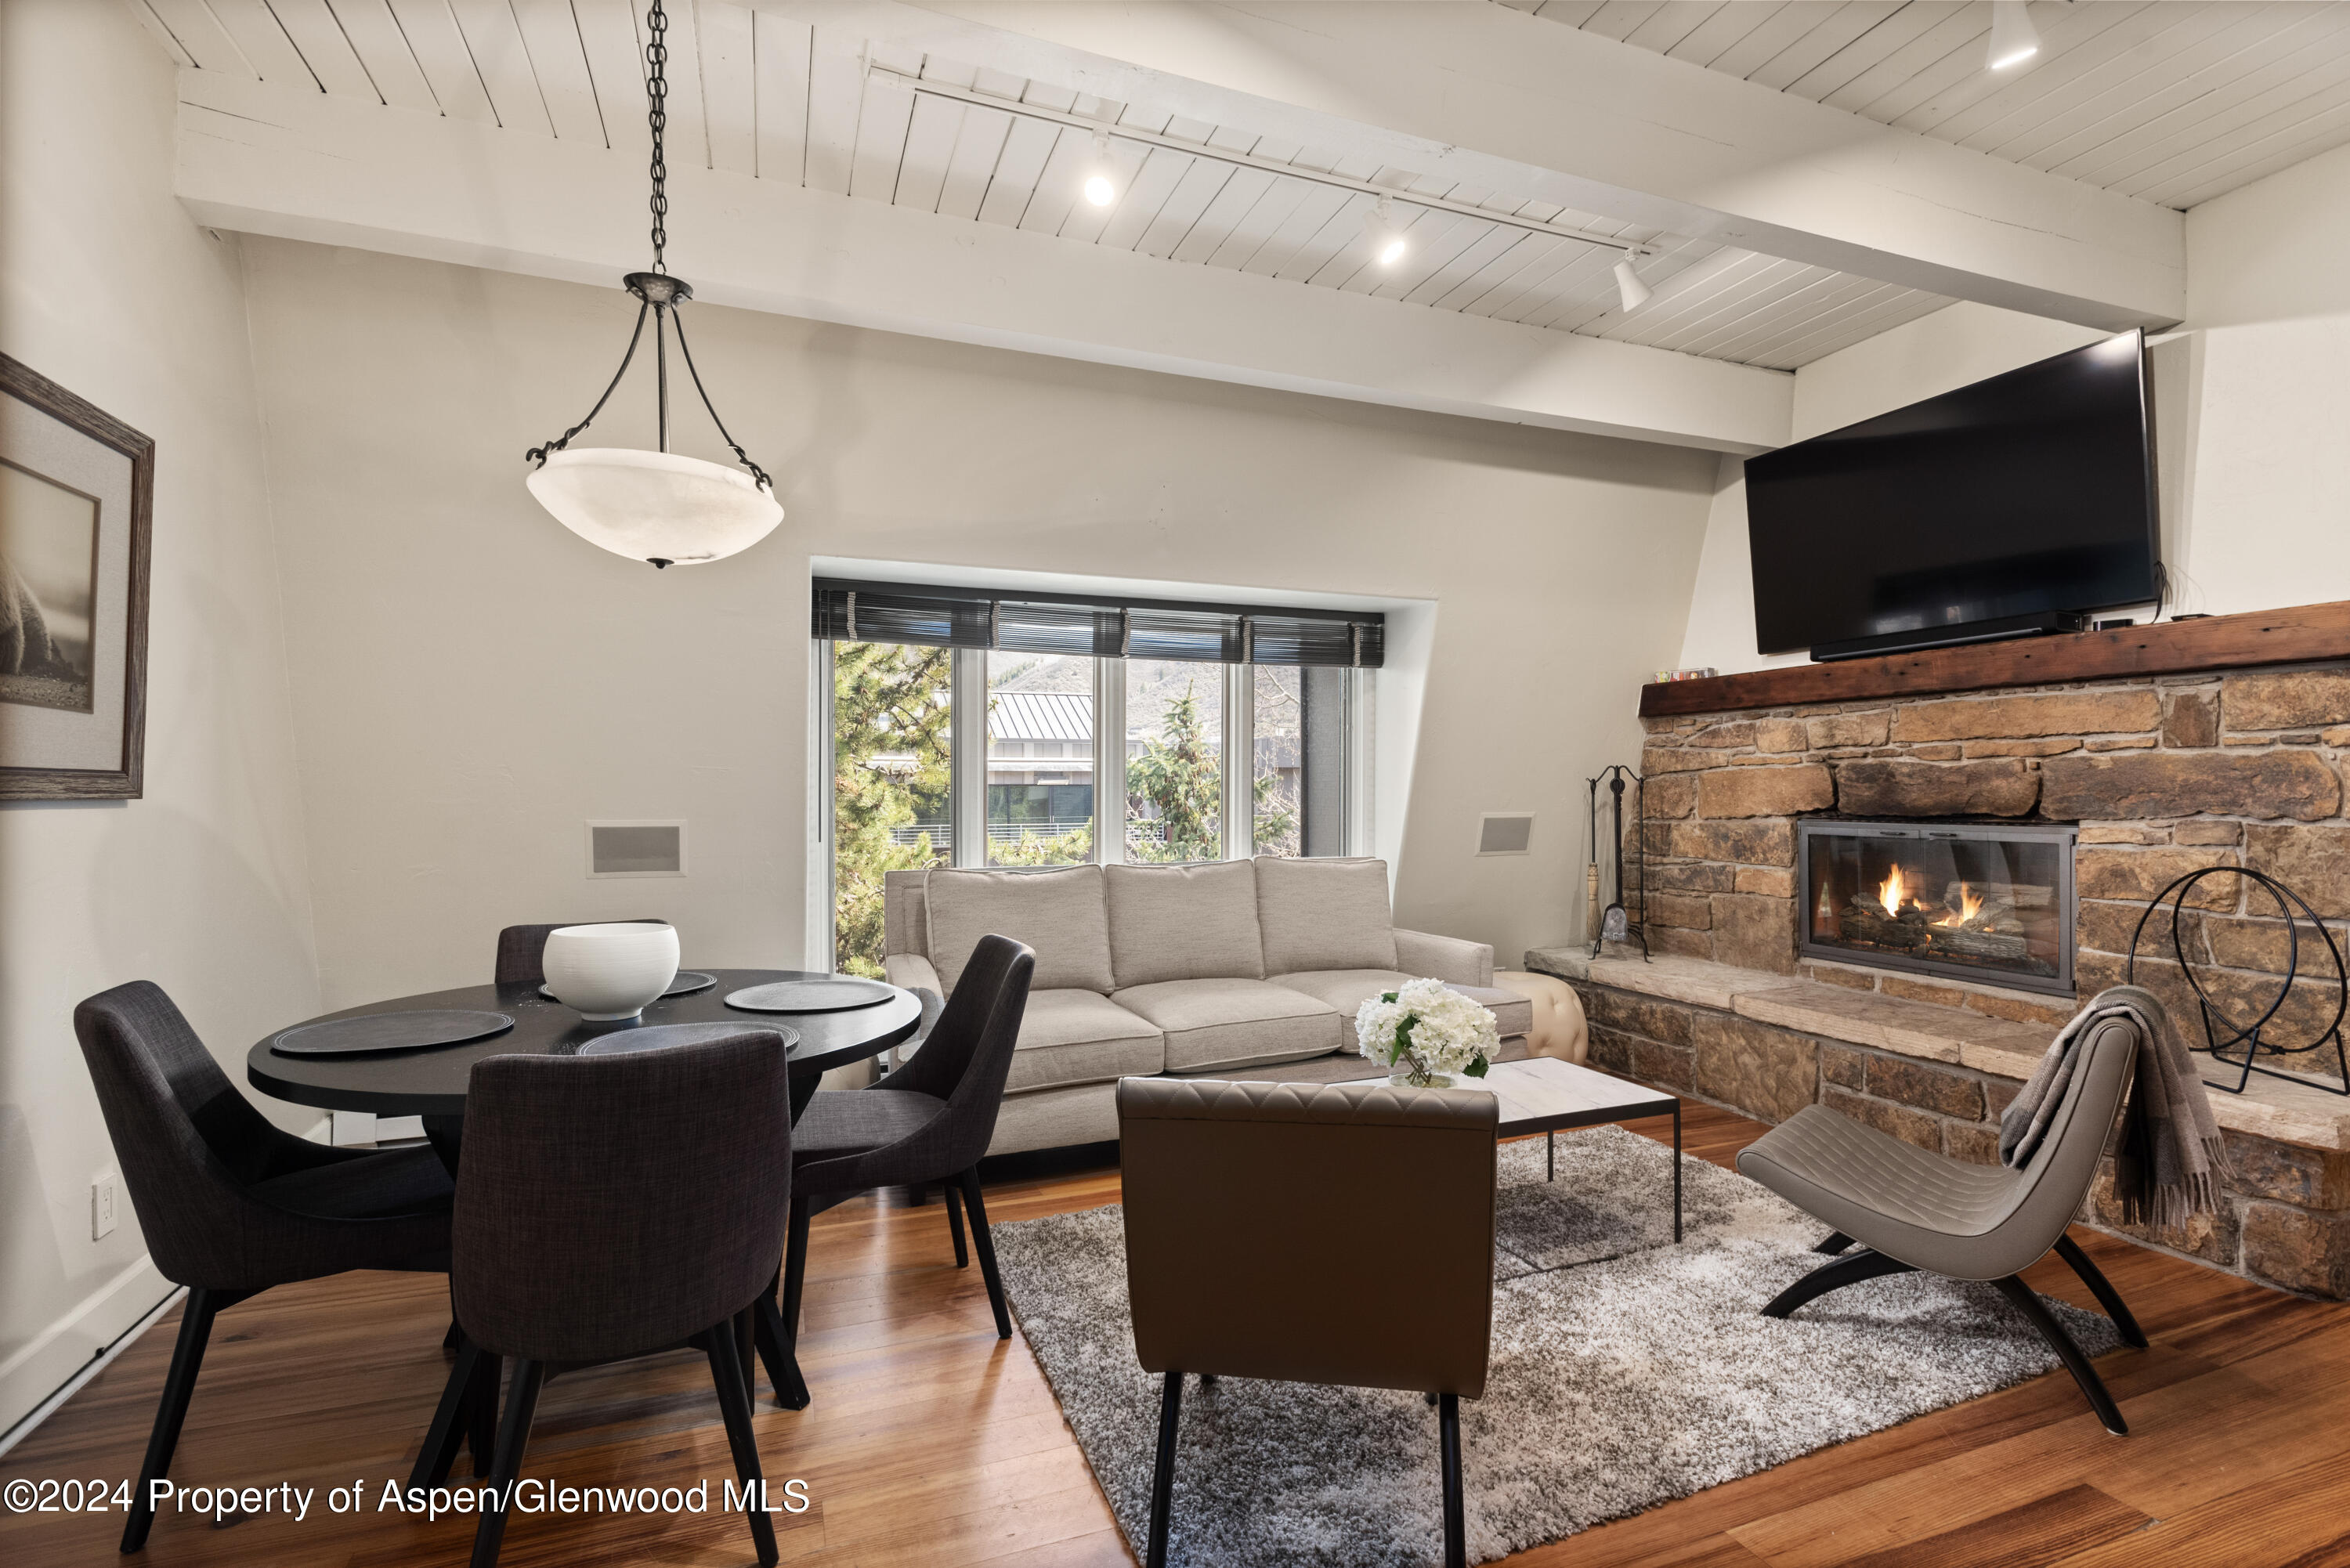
1081,128 -> 1119,207
1365,193 -> 1408,268
1613,256 -> 1651,313
1987,1 -> 2041,70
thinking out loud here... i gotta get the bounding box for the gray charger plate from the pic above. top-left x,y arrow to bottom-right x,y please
273,1010 -> 513,1057
539,970 -> 716,1002
577,1021 -> 801,1057
725,977 -> 895,1013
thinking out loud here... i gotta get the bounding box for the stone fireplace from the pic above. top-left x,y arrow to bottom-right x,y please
1528,603 -> 2350,1300
1799,820 -> 2076,995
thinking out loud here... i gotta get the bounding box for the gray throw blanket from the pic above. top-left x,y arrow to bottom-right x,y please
2000,985 -> 2226,1228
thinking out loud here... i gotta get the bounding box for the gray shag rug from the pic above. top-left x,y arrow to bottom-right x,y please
990,1125 -> 2124,1567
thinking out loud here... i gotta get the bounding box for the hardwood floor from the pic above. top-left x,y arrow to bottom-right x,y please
5,1105 -> 2348,1566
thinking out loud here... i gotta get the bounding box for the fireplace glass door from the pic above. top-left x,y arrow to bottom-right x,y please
1799,822 -> 2075,995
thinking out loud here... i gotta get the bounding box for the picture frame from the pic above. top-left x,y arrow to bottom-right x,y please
1,354 -> 153,800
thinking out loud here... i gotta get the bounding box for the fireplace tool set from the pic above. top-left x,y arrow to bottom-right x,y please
2127,865 -> 2349,1096
1587,764 -> 1648,960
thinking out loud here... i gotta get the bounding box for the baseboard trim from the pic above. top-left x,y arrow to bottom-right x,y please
0,1256 -> 177,1456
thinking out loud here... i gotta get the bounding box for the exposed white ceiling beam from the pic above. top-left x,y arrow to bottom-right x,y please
172,68 -> 1791,453
870,0 -> 2186,329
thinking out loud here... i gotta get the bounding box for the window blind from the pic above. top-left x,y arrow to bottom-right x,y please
812,578 -> 1383,667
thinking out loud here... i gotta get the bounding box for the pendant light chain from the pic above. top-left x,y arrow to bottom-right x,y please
646,0 -> 668,273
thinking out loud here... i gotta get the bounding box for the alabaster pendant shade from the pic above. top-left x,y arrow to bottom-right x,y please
526,447 -> 784,567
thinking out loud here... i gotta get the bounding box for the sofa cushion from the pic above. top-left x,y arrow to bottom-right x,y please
1105,860 -> 1266,988
1166,1052 -> 1389,1086
1254,856 -> 1397,975
1271,970 -> 1535,1046
925,864 -> 1114,995
1006,989 -> 1164,1094
1111,977 -> 1343,1073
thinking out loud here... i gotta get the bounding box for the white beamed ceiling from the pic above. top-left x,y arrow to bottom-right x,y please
128,0 -> 1954,370
1509,0 -> 2350,211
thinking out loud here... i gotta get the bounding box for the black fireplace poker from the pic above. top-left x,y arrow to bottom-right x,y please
1589,764 -> 1649,962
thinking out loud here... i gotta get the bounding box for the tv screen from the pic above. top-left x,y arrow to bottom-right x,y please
1744,331 -> 2157,657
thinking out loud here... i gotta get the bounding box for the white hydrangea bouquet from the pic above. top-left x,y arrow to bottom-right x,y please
1356,977 -> 1499,1089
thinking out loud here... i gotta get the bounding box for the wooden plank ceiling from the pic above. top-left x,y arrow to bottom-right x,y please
131,0 -> 1976,371
1506,0 -> 2350,211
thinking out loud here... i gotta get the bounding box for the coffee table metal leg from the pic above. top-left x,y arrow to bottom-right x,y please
1672,1100 -> 1683,1243
1546,1130 -> 1554,1182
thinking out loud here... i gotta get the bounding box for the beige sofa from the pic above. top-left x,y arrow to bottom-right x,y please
882,857 -> 1532,1155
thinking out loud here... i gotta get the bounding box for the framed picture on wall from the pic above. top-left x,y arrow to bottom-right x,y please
1,354 -> 152,800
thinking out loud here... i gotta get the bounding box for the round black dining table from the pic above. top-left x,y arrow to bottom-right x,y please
246,968 -> 922,1172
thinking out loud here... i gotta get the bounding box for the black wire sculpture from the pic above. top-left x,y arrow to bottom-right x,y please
2125,865 -> 2349,1096
1587,764 -> 1648,961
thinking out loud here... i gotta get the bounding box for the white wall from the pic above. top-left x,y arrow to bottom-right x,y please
2168,139 -> 2350,619
1679,139 -> 2350,674
236,239 -> 1718,999
0,0 -> 318,1437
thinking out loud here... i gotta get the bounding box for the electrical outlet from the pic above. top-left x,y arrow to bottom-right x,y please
92,1175 -> 117,1241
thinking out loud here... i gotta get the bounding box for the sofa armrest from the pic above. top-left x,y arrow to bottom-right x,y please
1392,929 -> 1494,988
884,952 -> 943,995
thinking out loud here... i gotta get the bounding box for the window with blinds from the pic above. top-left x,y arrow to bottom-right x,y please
811,579 -> 1383,668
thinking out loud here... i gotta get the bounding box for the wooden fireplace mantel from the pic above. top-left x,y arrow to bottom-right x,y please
1640,599 -> 2350,718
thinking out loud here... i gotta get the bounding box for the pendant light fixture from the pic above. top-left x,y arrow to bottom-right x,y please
523,0 -> 782,568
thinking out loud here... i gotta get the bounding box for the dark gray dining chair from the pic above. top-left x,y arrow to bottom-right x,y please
1735,1003 -> 2146,1433
754,938 -> 1032,1409
491,919 -> 663,986
414,1031 -> 794,1568
74,981 -> 455,1554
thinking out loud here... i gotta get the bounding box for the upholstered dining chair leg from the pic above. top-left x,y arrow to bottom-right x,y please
957,1169 -> 1013,1339
2053,1234 -> 2149,1349
411,1338 -> 486,1491
945,1179 -> 969,1268
1990,1275 -> 2128,1436
702,1326 -> 781,1566
465,1350 -> 501,1478
780,1194 -> 813,1341
751,1284 -> 812,1411
121,1286 -> 243,1554
1437,1393 -> 1466,1568
1813,1230 -> 1854,1255
1146,1371 -> 1183,1568
469,1359 -> 545,1568
1761,1248 -> 1917,1320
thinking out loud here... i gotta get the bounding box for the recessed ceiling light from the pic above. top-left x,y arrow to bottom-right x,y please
1987,1 -> 2040,70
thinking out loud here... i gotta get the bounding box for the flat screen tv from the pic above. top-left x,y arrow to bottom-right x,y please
1745,331 -> 2157,661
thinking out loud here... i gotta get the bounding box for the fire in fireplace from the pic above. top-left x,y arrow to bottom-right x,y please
1799,820 -> 2077,996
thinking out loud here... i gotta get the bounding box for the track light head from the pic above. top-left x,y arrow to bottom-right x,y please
1613,257 -> 1651,313
1365,193 -> 1408,268
1987,1 -> 2040,70
1081,128 -> 1118,207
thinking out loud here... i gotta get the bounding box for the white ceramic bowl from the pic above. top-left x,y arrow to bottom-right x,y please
541,922 -> 681,1021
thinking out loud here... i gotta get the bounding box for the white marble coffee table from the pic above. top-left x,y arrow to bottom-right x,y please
1342,1057 -> 1684,1240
